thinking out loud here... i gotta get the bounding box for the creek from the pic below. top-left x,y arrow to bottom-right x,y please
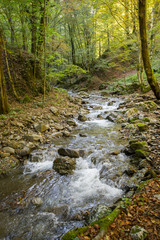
0,92 -> 131,240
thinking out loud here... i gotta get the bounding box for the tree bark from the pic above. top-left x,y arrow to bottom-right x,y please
139,0 -> 160,99
0,29 -> 9,114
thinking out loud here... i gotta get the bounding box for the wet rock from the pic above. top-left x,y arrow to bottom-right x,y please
54,124 -> 64,131
32,197 -> 43,206
106,112 -> 118,122
3,147 -> 15,154
78,114 -> 87,122
50,106 -> 58,115
108,100 -> 116,106
47,205 -> 69,220
87,205 -> 112,224
67,119 -> 77,127
111,150 -> 121,155
34,123 -> 50,132
58,148 -> 81,158
30,154 -> 43,162
79,133 -> 87,137
53,156 -> 76,175
130,225 -> 147,240
124,168 -> 137,177
97,114 -> 103,119
63,131 -> 71,137
19,147 -> 32,157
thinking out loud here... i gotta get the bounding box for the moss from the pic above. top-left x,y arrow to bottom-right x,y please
142,117 -> 150,122
136,123 -> 148,132
135,150 -> 149,158
61,207 -> 120,240
23,94 -> 31,103
61,226 -> 88,240
130,141 -> 149,151
146,101 -> 157,111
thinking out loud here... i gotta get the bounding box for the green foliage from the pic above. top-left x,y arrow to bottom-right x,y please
22,94 -> 31,103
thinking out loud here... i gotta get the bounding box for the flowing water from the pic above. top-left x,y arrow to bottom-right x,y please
0,92 -> 131,240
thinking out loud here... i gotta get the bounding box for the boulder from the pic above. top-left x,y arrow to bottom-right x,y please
126,108 -> 138,119
130,225 -> 147,240
19,147 -> 32,157
58,148 -> 83,158
34,123 -> 50,132
63,131 -> 71,137
24,134 -> 42,142
130,141 -> 149,152
53,156 -> 76,175
136,123 -> 148,132
78,114 -> 87,122
87,205 -> 112,224
3,147 -> 15,154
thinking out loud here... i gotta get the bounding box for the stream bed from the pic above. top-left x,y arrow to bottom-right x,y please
0,92 -> 132,240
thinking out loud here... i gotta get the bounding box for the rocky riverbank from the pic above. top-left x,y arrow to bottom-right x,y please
0,88 -> 83,177
65,90 -> 160,240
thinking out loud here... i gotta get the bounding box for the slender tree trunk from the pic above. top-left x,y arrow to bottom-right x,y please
2,37 -> 20,101
31,2 -> 37,55
68,24 -> 76,65
139,0 -> 160,99
0,29 -> 9,114
43,0 -> 46,105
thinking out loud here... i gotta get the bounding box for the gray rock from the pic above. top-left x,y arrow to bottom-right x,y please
3,147 -> 15,154
88,205 -> 112,224
32,197 -> 43,206
50,106 -> 58,115
53,156 -> 76,175
58,148 -> 81,158
130,225 -> 147,240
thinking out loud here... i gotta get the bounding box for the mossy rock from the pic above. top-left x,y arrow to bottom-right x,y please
135,150 -> 149,158
136,123 -> 148,132
130,141 -> 149,152
137,101 -> 157,112
126,108 -> 139,119
146,101 -> 157,111
61,207 -> 120,240
142,117 -> 150,123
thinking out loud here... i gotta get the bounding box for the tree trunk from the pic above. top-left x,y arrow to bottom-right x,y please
139,0 -> 160,99
31,2 -> 37,55
0,29 -> 9,114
